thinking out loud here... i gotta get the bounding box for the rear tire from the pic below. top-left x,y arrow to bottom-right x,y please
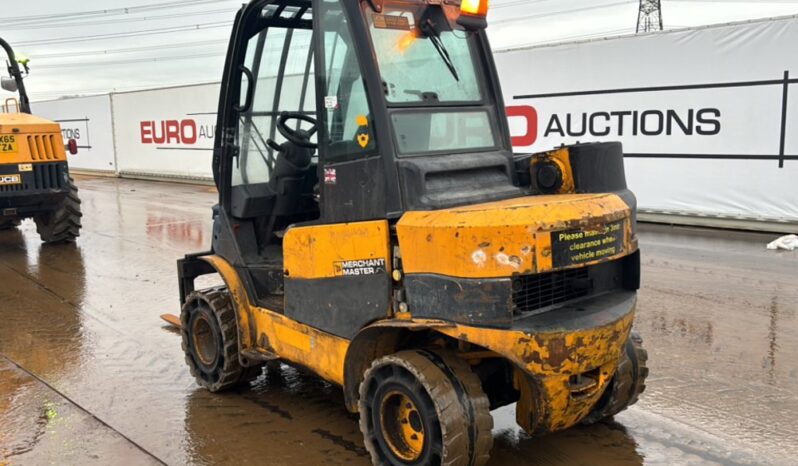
0,218 -> 21,230
359,350 -> 493,466
35,177 -> 82,243
181,287 -> 262,392
582,331 -> 649,424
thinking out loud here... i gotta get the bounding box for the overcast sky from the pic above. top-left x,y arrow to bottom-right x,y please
3,0 -> 798,100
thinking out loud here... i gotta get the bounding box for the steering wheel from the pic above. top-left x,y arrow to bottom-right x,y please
275,111 -> 318,149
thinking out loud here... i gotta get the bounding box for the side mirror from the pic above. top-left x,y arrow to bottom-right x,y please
1,77 -> 18,93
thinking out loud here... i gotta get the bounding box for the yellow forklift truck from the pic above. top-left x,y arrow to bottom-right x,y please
0,38 -> 81,243
177,1 -> 648,464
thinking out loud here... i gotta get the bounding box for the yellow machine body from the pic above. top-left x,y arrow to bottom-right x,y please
0,112 -> 67,165
200,189 -> 637,434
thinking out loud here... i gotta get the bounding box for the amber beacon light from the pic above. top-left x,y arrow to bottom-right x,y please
461,0 -> 489,17
458,0 -> 489,30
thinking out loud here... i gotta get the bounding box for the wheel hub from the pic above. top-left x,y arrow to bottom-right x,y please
379,390 -> 425,462
191,313 -> 219,367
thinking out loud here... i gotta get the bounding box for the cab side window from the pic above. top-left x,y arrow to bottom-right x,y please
233,27 -> 316,187
319,0 -> 376,161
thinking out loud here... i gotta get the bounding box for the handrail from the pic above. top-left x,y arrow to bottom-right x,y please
0,37 -> 31,114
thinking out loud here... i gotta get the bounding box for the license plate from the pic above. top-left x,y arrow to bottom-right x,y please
0,174 -> 21,186
551,220 -> 625,267
0,135 -> 18,153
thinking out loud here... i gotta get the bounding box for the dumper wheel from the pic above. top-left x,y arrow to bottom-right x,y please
359,350 -> 492,466
582,332 -> 649,424
35,177 -> 82,243
181,288 -> 262,392
0,218 -> 21,230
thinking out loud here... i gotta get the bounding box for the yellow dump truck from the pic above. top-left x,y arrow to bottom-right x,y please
0,37 -> 81,242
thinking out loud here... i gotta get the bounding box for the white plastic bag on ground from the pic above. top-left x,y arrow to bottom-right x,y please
766,235 -> 798,251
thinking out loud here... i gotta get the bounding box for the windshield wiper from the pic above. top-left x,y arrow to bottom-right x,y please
421,20 -> 459,82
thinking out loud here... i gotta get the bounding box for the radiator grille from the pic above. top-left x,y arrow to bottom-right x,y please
0,163 -> 65,193
33,163 -> 65,190
27,134 -> 58,161
0,182 -> 26,193
512,267 -> 591,315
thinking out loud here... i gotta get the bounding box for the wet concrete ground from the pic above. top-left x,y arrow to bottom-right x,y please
0,175 -> 796,466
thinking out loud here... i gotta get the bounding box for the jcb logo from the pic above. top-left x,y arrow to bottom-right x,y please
0,174 -> 21,185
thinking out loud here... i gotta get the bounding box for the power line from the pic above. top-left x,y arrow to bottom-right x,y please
33,41 -> 295,69
6,0 -> 235,25
29,80 -> 220,100
493,1 -> 638,25
3,8 -> 237,30
491,0 -> 562,9
34,50 -> 226,70
499,27 -> 636,49
15,22 -> 233,47
31,40 -> 229,59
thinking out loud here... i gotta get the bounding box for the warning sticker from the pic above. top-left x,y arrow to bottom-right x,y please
324,96 -> 338,109
373,14 -> 412,30
334,258 -> 387,277
551,220 -> 625,268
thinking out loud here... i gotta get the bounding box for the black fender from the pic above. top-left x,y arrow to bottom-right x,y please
342,320 -> 456,412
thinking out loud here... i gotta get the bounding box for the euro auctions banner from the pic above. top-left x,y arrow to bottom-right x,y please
93,16 -> 797,224
32,94 -> 116,173
496,15 -> 798,223
111,83 -> 220,179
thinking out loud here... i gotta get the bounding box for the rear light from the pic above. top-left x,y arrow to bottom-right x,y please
67,138 -> 78,155
461,0 -> 489,17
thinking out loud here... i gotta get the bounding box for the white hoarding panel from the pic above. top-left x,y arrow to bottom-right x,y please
112,83 -> 220,180
32,94 -> 116,173
497,16 -> 798,223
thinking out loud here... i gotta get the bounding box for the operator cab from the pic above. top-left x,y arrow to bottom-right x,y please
213,0 -> 516,308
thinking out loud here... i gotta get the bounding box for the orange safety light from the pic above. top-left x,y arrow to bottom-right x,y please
461,0 -> 489,17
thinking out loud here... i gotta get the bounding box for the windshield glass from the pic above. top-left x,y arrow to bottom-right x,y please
365,6 -> 482,104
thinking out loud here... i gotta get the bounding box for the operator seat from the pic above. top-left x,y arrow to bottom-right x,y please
261,138 -> 314,244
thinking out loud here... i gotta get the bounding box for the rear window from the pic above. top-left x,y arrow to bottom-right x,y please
391,110 -> 497,155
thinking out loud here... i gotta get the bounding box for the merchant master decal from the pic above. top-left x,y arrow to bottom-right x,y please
551,220 -> 625,267
334,258 -> 387,277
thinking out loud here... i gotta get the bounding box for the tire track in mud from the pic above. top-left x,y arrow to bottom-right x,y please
635,246 -> 798,465
1,185 -> 371,465
0,256 -> 371,465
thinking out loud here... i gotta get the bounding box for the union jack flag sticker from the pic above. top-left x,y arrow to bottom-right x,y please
324,168 -> 337,185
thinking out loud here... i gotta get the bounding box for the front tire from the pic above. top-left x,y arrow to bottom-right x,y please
424,350 -> 493,466
35,177 -> 82,243
359,350 -> 493,466
181,288 -> 262,392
